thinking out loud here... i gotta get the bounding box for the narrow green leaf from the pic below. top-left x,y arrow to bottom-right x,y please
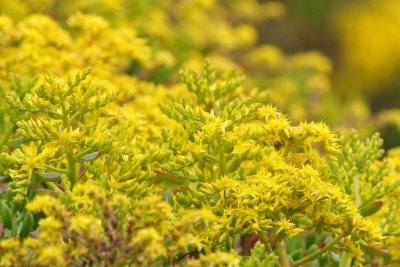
19,211 -> 34,240
8,137 -> 26,148
305,244 -> 319,254
202,153 -> 218,163
163,189 -> 175,206
78,166 -> 87,178
79,151 -> 100,162
11,217 -> 17,237
37,172 -> 62,182
0,204 -> 12,229
226,154 -> 241,173
365,245 -> 390,256
330,252 -> 341,263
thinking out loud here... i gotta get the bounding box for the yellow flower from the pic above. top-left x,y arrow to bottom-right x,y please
27,195 -> 63,215
36,246 -> 65,267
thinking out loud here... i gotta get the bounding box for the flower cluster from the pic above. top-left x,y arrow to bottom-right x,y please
0,2 -> 399,267
0,59 -> 396,266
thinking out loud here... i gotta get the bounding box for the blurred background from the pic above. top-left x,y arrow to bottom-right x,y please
1,0 -> 399,148
264,0 -> 400,149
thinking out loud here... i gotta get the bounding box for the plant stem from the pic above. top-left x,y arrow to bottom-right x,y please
292,232 -> 347,267
275,239 -> 290,267
44,182 -> 66,201
258,231 -> 273,254
45,109 -> 63,119
339,251 -> 352,267
60,100 -> 70,129
354,174 -> 360,208
60,99 -> 78,188
67,146 -> 77,188
217,138 -> 226,175
41,164 -> 69,174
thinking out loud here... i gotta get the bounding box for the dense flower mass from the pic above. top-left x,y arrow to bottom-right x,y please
0,1 -> 399,267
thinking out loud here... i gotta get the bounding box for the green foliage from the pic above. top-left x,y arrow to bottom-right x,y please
240,243 -> 276,267
330,132 -> 400,208
160,62 -> 380,262
1,68 -> 117,204
0,181 -> 220,266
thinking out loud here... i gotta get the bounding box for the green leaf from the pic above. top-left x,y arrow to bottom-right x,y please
286,235 -> 306,252
359,200 -> 383,217
202,153 -> 218,163
305,233 -> 317,249
37,172 -> 62,182
11,217 -> 17,237
330,252 -> 341,263
163,189 -> 175,206
289,249 -> 304,261
79,151 -> 100,162
19,211 -> 34,240
0,204 -> 12,229
78,166 -> 87,178
306,244 -> 319,254
226,154 -> 241,173
365,246 -> 390,257
9,137 -> 26,148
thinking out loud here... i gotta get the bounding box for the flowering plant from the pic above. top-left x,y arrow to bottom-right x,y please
0,2 -> 399,267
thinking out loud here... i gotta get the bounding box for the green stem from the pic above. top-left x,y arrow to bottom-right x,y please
60,99 -> 78,188
292,232 -> 347,267
275,240 -> 290,267
45,182 -> 64,197
41,164 -> 69,174
60,100 -> 70,129
45,109 -> 63,119
69,112 -> 80,123
339,251 -> 352,267
67,147 -> 77,188
258,231 -> 273,254
354,174 -> 360,208
217,139 -> 226,175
